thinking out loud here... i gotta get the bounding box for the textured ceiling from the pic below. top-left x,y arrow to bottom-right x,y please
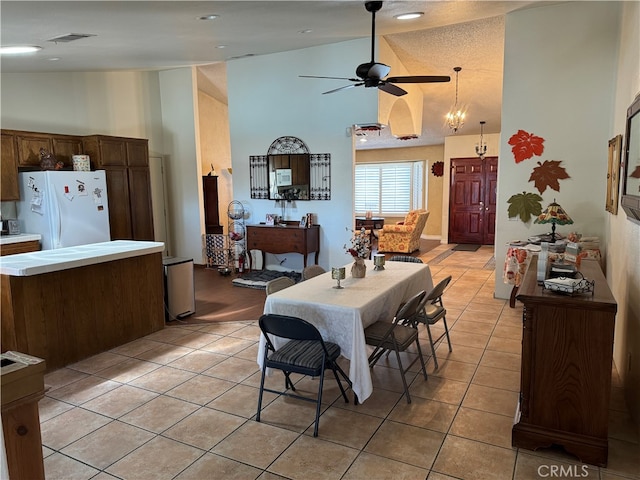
1,1 -> 544,148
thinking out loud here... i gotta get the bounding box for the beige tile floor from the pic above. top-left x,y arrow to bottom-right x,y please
39,246 -> 640,480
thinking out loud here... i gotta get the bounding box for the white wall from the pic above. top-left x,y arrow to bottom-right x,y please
158,68 -> 205,262
226,39 -> 378,271
0,71 -> 164,153
607,0 -> 640,424
495,2 -> 621,300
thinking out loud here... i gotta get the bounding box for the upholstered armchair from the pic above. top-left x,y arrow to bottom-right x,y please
377,210 -> 429,253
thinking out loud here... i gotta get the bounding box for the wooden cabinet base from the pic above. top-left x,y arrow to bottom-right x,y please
1,253 -> 164,372
513,258 -> 616,468
513,420 -> 608,467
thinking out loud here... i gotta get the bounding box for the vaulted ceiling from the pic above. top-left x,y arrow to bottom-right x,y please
1,1 -> 547,148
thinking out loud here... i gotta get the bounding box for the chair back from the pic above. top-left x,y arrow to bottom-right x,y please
302,265 -> 326,280
395,290 -> 427,325
388,255 -> 423,263
265,276 -> 295,295
259,314 -> 323,342
425,275 -> 452,305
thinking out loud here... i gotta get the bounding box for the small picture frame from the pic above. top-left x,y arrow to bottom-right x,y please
299,216 -> 307,228
265,213 -> 275,226
8,219 -> 20,235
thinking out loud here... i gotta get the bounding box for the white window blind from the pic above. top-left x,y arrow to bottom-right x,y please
355,162 -> 424,216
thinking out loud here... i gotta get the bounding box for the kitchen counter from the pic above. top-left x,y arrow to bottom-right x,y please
0,234 -> 41,245
1,240 -> 165,371
0,240 -> 164,276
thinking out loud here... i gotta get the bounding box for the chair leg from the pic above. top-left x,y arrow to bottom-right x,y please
284,372 -> 296,391
425,322 -> 439,369
256,367 -> 267,422
415,338 -> 428,381
313,369 -> 325,437
442,317 -> 453,352
392,347 -> 411,404
330,363 -> 350,403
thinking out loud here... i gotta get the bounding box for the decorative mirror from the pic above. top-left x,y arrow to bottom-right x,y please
268,154 -> 310,200
621,94 -> 640,222
250,136 -> 331,200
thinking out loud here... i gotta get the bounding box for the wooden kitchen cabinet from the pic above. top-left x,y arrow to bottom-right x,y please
203,176 -> 223,234
1,133 -> 19,201
10,130 -> 82,169
82,135 -> 154,241
513,257 -> 617,466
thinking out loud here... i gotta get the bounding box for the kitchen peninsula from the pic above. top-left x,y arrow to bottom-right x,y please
1,241 -> 165,371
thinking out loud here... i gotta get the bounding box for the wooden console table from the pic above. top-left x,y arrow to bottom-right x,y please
513,257 -> 617,466
246,224 -> 319,269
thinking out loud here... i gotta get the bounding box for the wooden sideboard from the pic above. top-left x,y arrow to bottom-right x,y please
246,224 -> 319,269
513,257 -> 617,466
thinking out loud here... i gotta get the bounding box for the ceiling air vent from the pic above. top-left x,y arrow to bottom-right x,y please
47,33 -> 96,43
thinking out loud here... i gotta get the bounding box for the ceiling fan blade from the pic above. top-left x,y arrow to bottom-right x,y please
378,82 -> 407,97
322,83 -> 362,95
300,75 -> 360,82
386,75 -> 451,84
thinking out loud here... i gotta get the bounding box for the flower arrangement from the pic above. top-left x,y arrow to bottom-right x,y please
345,227 -> 371,259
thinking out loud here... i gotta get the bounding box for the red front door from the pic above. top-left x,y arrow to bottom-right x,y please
448,156 -> 497,245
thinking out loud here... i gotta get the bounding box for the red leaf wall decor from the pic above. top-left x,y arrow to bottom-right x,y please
508,130 -> 545,163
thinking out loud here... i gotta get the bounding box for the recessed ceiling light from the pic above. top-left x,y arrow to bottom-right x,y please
0,45 -> 42,55
48,57 -> 60,61
215,45 -> 227,49
394,12 -> 424,20
299,29 -> 313,34
198,14 -> 219,21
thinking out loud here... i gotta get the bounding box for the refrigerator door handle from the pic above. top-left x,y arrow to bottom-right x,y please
49,185 -> 63,249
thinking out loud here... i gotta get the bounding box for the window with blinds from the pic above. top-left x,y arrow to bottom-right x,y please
355,162 -> 424,216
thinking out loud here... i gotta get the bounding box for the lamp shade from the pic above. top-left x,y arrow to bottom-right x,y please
534,200 -> 574,225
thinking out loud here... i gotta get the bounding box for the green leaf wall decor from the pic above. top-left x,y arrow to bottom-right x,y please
507,191 -> 543,223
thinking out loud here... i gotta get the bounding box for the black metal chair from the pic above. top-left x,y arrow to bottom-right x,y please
413,276 -> 453,369
257,313 -> 351,437
364,290 -> 428,403
388,255 -> 424,263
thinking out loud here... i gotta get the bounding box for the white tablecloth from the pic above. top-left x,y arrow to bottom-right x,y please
257,259 -> 433,402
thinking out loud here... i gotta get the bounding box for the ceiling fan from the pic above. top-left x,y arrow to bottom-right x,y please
300,0 -> 451,96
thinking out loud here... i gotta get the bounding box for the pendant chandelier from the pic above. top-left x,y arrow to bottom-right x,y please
445,67 -> 466,133
476,121 -> 487,159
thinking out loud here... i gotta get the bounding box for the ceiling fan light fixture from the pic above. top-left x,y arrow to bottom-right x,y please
445,66 -> 466,133
394,12 -> 424,20
476,121 -> 487,159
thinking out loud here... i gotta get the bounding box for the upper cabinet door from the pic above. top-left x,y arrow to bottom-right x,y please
52,135 -> 83,168
16,133 -> 53,166
1,133 -> 19,200
126,139 -> 148,167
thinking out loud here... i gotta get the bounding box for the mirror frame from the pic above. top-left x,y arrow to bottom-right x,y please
621,93 -> 640,223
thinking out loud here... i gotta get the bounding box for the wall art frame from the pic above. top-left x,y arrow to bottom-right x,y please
605,134 -> 622,214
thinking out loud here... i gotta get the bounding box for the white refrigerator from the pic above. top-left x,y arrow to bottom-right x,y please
16,171 -> 111,250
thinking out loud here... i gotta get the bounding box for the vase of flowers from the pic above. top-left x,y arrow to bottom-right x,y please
345,227 -> 371,278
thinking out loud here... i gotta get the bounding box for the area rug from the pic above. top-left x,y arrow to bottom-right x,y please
232,269 -> 301,289
452,244 -> 481,252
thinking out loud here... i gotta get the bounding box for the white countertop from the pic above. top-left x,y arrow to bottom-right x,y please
0,240 -> 165,276
0,234 -> 41,245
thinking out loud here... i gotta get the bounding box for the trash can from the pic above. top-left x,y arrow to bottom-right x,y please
162,257 -> 196,321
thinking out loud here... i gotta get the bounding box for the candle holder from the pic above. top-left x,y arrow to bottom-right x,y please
331,267 -> 346,289
373,254 -> 385,270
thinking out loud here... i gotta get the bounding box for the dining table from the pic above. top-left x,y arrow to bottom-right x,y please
257,259 -> 433,403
